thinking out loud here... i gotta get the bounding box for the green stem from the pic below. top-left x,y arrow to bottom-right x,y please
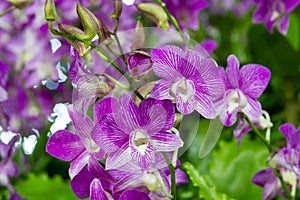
100,73 -> 130,90
0,6 -> 15,17
156,0 -> 191,48
163,152 -> 176,199
243,113 -> 272,152
273,169 -> 293,200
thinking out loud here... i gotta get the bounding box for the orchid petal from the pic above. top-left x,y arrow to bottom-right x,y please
119,189 -> 150,200
150,80 -> 173,100
105,146 -> 131,170
69,151 -> 90,179
226,55 -> 240,88
90,179 -> 109,200
94,97 -> 118,124
71,167 -> 95,199
46,130 -> 84,161
194,92 -> 216,119
151,131 -> 183,152
242,97 -> 262,119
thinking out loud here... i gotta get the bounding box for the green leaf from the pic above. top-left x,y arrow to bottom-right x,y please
15,173 -> 79,200
286,13 -> 299,51
207,136 -> 269,200
183,162 -> 235,200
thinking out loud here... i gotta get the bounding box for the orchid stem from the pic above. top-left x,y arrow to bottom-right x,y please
156,0 -> 191,49
100,73 -> 130,90
163,152 -> 176,199
273,168 -> 293,200
243,113 -> 272,152
0,6 -> 15,17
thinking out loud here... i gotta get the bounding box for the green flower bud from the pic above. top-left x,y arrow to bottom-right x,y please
44,0 -> 57,21
111,0 -> 122,19
131,19 -> 145,50
76,3 -> 100,42
6,0 -> 32,9
136,3 -> 169,30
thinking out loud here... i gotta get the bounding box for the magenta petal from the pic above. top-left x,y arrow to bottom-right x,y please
252,4 -> 267,23
94,97 -> 118,124
119,190 -> 150,200
69,151 -> 90,179
176,95 -> 197,115
90,179 -> 109,200
140,98 -> 175,131
151,46 -> 185,79
46,130 -> 84,161
279,123 -> 300,148
150,80 -> 173,100
278,15 -> 289,35
226,55 -> 240,88
0,86 -> 8,102
242,97 -> 262,119
151,131 -> 183,152
71,167 -> 95,199
240,64 -> 271,98
105,146 -> 131,170
220,106 -> 238,127
194,92 -> 216,119
131,142 -> 155,169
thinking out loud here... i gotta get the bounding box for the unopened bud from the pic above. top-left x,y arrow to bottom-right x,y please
99,19 -> 111,44
7,0 -> 32,9
76,3 -> 100,42
111,0 -> 122,19
131,19 -> 145,50
136,3 -> 169,30
44,0 -> 57,21
58,23 -> 90,59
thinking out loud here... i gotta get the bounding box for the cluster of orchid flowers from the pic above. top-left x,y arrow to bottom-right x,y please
1,0 -> 300,199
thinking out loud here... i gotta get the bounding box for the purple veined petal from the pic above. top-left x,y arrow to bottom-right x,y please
151,45 -> 185,79
105,146 -> 131,170
195,59 -> 224,99
226,55 -> 240,88
119,189 -> 150,200
252,168 -> 273,186
218,67 -> 232,91
68,105 -> 94,141
176,92 -> 197,115
173,168 -> 188,186
252,4 -> 267,23
90,179 -> 109,200
114,95 -> 140,132
233,118 -> 252,145
131,141 -> 156,169
151,131 -> 183,152
264,15 -> 277,33
278,14 -> 289,35
3,160 -> 19,177
194,92 -> 216,119
96,114 -> 129,151
87,157 -> 106,177
279,123 -> 299,148
219,105 -> 239,127
113,173 -> 143,193
176,49 -> 201,78
139,98 -> 175,132
149,80 -> 173,100
240,64 -> 271,98
242,97 -> 262,119
46,130 -> 84,161
199,39 -> 218,55
94,97 -> 118,124
71,167 -> 95,199
69,151 -> 91,179
262,180 -> 282,200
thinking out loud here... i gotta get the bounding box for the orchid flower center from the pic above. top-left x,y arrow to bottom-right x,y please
271,0 -> 285,21
226,89 -> 247,113
142,172 -> 161,192
131,130 -> 149,155
170,78 -> 195,103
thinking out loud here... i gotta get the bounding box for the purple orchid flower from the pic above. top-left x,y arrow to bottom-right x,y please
149,45 -> 224,117
215,54 -> 271,127
252,0 -> 300,35
163,0 -> 208,30
92,95 -> 183,170
0,135 -> 22,200
71,164 -> 115,200
46,104 -> 106,179
127,51 -> 153,81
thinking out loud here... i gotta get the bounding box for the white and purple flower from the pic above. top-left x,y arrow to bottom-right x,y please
149,45 -> 224,118
215,54 -> 271,127
92,95 -> 183,170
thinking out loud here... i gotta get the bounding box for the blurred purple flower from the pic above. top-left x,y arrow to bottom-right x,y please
149,45 -> 224,117
92,95 -> 183,170
46,105 -> 106,179
164,0 -> 208,30
215,54 -> 271,126
252,0 -> 300,34
207,0 -> 254,16
0,135 -> 21,200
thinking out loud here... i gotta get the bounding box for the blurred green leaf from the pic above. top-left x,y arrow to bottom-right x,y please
15,173 -> 78,200
183,162 -> 235,200
286,13 -> 299,51
207,136 -> 269,200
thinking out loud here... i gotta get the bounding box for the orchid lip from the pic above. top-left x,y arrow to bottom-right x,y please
170,78 -> 195,103
130,129 -> 149,155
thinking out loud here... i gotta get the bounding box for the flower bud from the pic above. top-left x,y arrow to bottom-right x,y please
44,0 -> 57,21
136,3 -> 169,30
7,0 -> 32,9
111,0 -> 122,19
58,23 -> 90,59
76,3 -> 100,42
131,19 -> 145,50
